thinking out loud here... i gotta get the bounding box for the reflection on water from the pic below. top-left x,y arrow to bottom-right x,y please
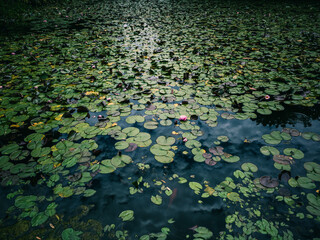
253,104 -> 320,128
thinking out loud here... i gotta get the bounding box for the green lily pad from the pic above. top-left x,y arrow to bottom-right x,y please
0,143 -> 20,155
15,195 -> 37,209
227,192 -> 241,202
119,210 -> 134,221
297,177 -> 316,189
185,140 -> 201,149
122,127 -> 139,137
126,115 -> 145,124
160,119 -> 172,126
31,212 -> 49,226
283,148 -> 304,159
241,163 -> 258,172
257,108 -> 272,115
260,146 -> 280,156
156,136 -> 175,145
62,228 -> 82,240
150,144 -> 171,155
217,135 -> 229,142
288,178 -> 299,188
115,141 -> 130,150
144,121 -> 158,129
112,154 -> 132,165
99,161 -> 116,173
11,115 -> 29,123
304,162 -> 320,173
302,132 -> 320,141
306,205 -> 320,216
189,181 -> 203,193
221,154 -> 240,163
134,132 -> 151,142
0,125 -> 11,136
154,151 -> 174,163
151,195 -> 162,205
262,131 -> 282,145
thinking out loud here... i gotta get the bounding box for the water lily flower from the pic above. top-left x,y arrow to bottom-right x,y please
107,97 -> 111,101
98,115 -> 103,118
43,20 -> 47,23
183,137 -> 188,142
34,86 -> 38,89
179,115 -> 187,121
265,95 -> 270,100
0,86 -> 3,89
11,52 -> 15,55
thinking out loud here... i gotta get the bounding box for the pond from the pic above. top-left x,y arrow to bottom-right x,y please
0,0 -> 320,239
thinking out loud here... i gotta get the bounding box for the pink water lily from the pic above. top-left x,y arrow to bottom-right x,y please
265,95 -> 270,100
179,115 -> 187,121
183,137 -> 188,142
43,20 -> 47,23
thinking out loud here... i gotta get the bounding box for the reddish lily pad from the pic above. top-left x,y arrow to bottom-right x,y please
259,176 -> 279,188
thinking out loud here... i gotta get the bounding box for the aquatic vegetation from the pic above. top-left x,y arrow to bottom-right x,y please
0,0 -> 320,239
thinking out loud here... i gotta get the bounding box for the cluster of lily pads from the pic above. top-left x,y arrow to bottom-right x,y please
1,0 -> 320,239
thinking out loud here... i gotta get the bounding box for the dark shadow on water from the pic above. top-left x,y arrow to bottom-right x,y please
253,104 -> 320,128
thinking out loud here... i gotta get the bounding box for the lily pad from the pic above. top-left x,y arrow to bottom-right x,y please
227,192 -> 241,202
144,121 -> 158,129
273,155 -> 294,165
260,146 -> 280,156
259,176 -> 279,188
62,228 -> 82,240
283,148 -> 304,159
297,177 -> 316,189
115,141 -> 130,150
126,115 -> 145,124
151,195 -> 162,205
125,143 -> 138,152
119,210 -> 134,221
221,154 -> 240,163
156,136 -> 175,146
241,163 -> 258,172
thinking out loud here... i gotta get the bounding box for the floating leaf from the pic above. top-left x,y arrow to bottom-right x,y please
154,152 -> 174,163
15,195 -> 37,209
297,177 -> 316,189
273,155 -> 294,165
189,181 -> 202,193
119,210 -> 134,221
259,176 -> 279,188
262,131 -> 282,145
227,192 -> 241,202
217,135 -> 229,142
144,121 -> 158,129
156,136 -> 175,146
31,212 -> 49,226
283,148 -> 304,159
241,163 -> 258,172
115,141 -> 129,150
126,115 -> 145,124
151,195 -> 162,205
62,228 -> 82,240
260,146 -> 280,156
221,154 -> 240,163
209,146 -> 224,156
122,127 -> 139,137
